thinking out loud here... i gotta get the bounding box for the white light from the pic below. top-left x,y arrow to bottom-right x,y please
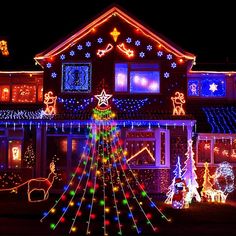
133,76 -> 140,84
141,77 -> 147,86
149,82 -> 158,91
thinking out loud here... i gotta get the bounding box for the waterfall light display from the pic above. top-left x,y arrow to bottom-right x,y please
40,89 -> 170,235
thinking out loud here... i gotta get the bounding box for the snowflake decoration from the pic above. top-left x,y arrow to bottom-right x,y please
167,54 -> 173,60
126,37 -> 132,43
46,63 -> 52,68
171,62 -> 177,68
60,54 -> 65,60
139,52 -> 145,58
135,40 -> 141,46
157,51 -> 163,57
70,50 -> 75,56
85,52 -> 91,58
163,72 -> 170,78
86,41 -> 91,47
51,72 -> 57,78
97,38 -> 103,43
147,45 -> 152,51
77,45 -> 83,50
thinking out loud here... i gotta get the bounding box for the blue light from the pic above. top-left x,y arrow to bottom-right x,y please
62,63 -> 91,92
201,78 -> 226,97
188,80 -> 199,96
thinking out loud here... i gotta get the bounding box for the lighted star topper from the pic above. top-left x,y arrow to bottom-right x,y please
209,82 -> 218,92
95,89 -> 112,107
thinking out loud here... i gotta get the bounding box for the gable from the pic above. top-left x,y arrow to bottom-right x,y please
34,5 -> 195,66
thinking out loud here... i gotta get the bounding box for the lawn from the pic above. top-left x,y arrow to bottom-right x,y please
0,191 -> 235,236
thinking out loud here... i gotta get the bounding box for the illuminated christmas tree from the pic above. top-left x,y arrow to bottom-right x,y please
182,139 -> 201,203
165,156 -> 182,204
23,144 -> 36,168
41,89 -> 170,235
201,162 -> 213,198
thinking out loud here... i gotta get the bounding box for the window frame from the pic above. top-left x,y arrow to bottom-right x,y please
114,62 -> 160,94
196,133 -> 236,166
61,62 -> 92,94
124,128 -> 170,169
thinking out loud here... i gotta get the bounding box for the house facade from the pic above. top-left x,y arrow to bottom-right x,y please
0,6 -> 235,193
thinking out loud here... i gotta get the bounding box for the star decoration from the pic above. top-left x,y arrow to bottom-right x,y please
60,54 -> 65,60
167,54 -> 172,60
86,41 -> 91,47
77,45 -> 83,50
95,89 -> 112,107
139,52 -> 145,58
157,51 -> 163,57
97,37 -> 103,43
147,45 -> 152,51
135,40 -> 141,46
70,50 -> 75,56
46,63 -> 52,68
110,28 -> 120,42
171,62 -> 177,68
126,37 -> 132,43
209,83 -> 218,92
164,72 -> 170,78
85,52 -> 91,58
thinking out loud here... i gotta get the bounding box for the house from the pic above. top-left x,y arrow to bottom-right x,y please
0,5 -> 235,194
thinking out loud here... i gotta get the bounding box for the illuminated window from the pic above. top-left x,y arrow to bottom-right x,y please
197,140 -> 211,163
0,85 -> 10,102
188,75 -> 226,97
0,138 -> 7,170
38,85 -> 43,102
12,85 -> 36,103
62,63 -> 92,93
197,135 -> 236,165
115,63 -> 160,93
214,139 -> 236,164
125,128 -> 169,168
8,140 -> 22,168
188,80 -> 199,96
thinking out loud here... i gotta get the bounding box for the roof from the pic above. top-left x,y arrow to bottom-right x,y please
34,5 -> 195,66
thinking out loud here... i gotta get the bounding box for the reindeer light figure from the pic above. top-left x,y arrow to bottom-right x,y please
44,91 -> 57,115
0,162 -> 56,202
27,162 -> 56,202
171,91 -> 186,116
0,40 -> 9,56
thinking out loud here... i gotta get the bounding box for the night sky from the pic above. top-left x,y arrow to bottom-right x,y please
1,0 -> 236,70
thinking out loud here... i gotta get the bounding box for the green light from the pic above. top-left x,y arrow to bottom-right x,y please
89,188 -> 95,194
83,161 -> 87,165
122,199 -> 128,205
69,190 -> 75,196
99,200 -> 105,206
141,191 -> 147,197
50,223 -> 56,230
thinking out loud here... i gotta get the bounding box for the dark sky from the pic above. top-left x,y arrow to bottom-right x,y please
1,0 -> 236,70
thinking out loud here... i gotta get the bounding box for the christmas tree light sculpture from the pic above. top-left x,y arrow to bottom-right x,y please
182,139 -> 201,203
41,89 -> 170,235
201,162 -> 214,202
165,156 -> 182,204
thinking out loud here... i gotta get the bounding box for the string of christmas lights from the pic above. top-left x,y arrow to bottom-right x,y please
40,89 -> 170,235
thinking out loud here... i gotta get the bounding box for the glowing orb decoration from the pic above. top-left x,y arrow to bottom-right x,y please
214,161 -> 235,194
